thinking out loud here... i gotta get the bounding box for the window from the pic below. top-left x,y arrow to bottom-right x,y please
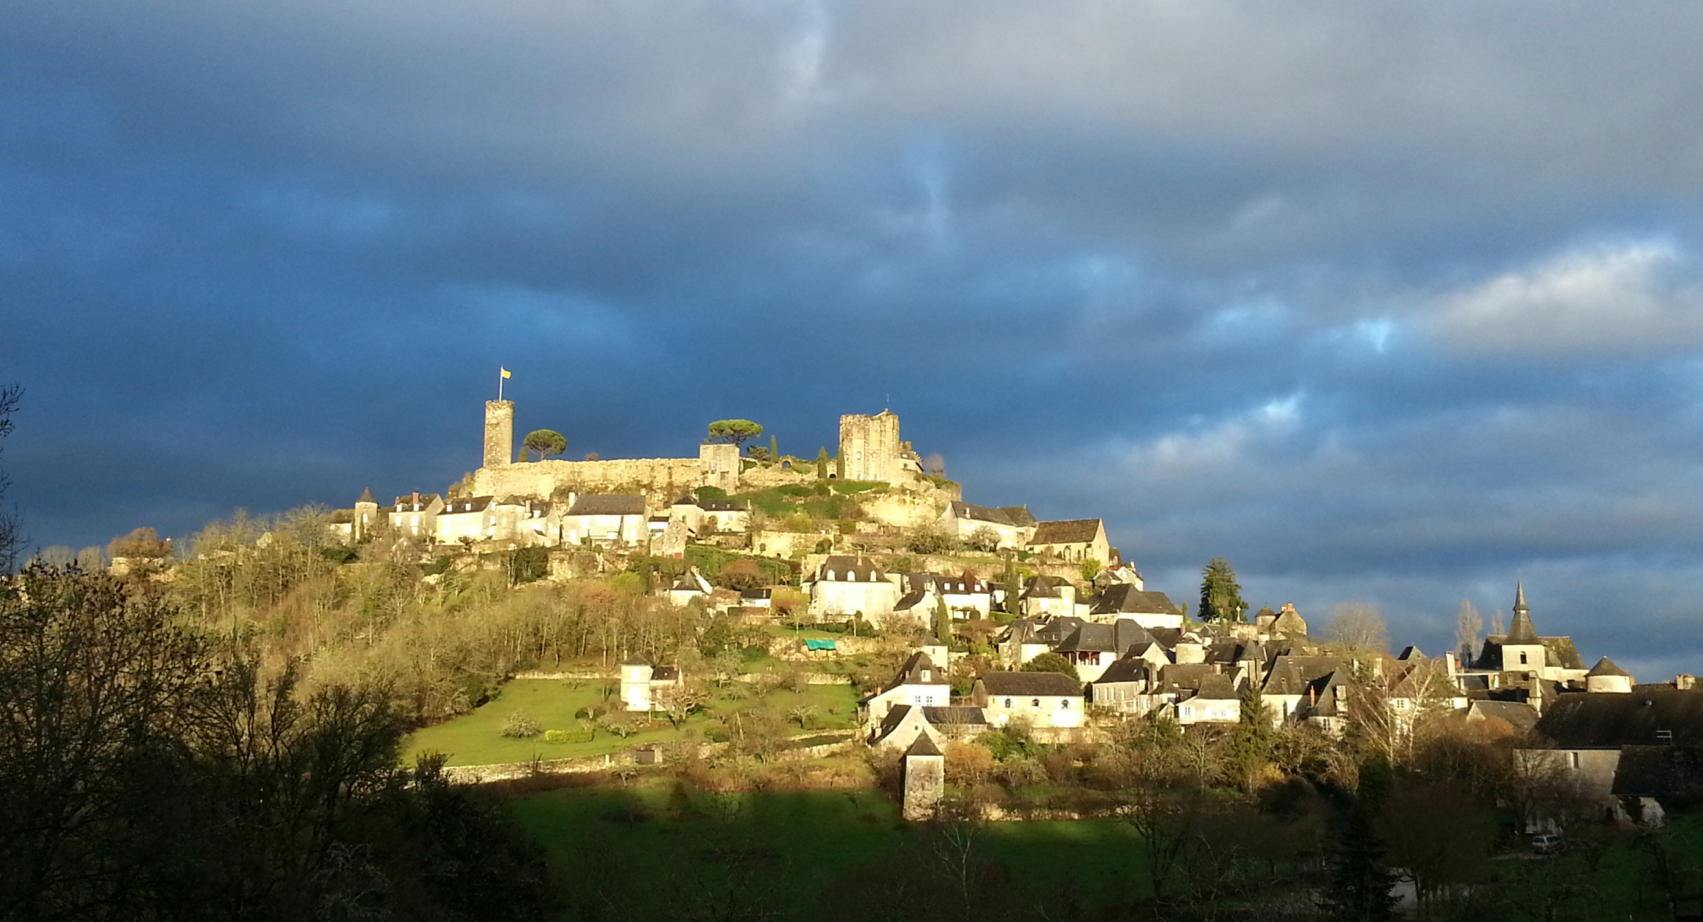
1570,752 -> 1581,770
1519,652 -> 1529,665
1031,698 -> 1040,707
1003,698 -> 1012,708
1060,699 -> 1070,709
920,670 -> 931,681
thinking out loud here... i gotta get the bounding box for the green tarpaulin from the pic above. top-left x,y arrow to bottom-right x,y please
803,639 -> 837,651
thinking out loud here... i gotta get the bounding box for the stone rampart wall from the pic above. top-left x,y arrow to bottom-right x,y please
472,458 -> 703,505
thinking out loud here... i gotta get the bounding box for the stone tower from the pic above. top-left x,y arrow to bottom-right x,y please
839,410 -> 902,484
901,732 -> 945,821
483,400 -> 514,468
353,487 -> 378,542
699,442 -> 739,493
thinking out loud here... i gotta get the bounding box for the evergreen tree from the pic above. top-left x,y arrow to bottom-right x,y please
1199,557 -> 1248,623
835,452 -> 845,480
816,447 -> 828,480
769,434 -> 778,461
1322,802 -> 1400,922
1223,681 -> 1274,790
934,594 -> 952,646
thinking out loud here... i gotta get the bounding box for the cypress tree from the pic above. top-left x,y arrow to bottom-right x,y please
816,447 -> 828,480
935,594 -> 952,646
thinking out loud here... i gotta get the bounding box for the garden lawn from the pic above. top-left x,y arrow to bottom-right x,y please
405,678 -> 863,766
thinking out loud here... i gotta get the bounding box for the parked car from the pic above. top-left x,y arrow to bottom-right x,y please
1530,833 -> 1563,854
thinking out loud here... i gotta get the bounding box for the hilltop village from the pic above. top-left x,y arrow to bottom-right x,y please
314,399 -> 1703,828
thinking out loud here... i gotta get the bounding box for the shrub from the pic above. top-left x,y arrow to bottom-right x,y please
500,710 -> 541,739
543,729 -> 568,743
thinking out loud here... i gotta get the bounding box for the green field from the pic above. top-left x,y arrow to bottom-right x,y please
507,784 -> 1148,920
405,678 -> 862,767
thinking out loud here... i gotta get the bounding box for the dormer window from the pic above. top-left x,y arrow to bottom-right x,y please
827,570 -> 835,580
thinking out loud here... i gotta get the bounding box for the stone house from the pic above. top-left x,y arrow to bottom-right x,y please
996,619 -> 1055,667
859,651 -> 952,726
663,568 -> 714,607
869,703 -> 989,751
1019,575 -> 1084,620
1260,656 -> 1347,724
974,672 -> 1085,729
387,492 -> 445,539
806,555 -> 901,619
1052,619 -> 1160,683
1089,657 -> 1172,715
1026,518 -> 1110,565
560,494 -> 648,547
1170,673 -> 1244,727
1520,690 -> 1703,828
434,496 -> 497,543
936,502 -> 1035,549
1087,584 -> 1185,629
619,655 -> 682,712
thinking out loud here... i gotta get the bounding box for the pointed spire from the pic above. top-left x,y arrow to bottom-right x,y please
357,487 -> 375,504
1506,582 -> 1538,643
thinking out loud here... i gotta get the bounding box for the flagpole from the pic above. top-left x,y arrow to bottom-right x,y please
499,367 -> 504,401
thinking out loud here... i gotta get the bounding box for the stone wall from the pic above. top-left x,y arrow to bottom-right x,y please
471,457 -> 703,506
840,412 -> 902,483
861,490 -> 952,529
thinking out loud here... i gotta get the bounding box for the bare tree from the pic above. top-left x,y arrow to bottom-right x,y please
0,383 -> 20,571
1455,599 -> 1482,663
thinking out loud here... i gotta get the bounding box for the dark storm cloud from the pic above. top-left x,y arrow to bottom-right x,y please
5,0 -> 1703,674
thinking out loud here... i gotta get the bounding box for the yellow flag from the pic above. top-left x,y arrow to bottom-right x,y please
501,368 -> 512,379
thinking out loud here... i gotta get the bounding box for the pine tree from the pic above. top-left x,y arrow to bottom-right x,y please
1199,557 -> 1248,623
1323,802 -> 1399,922
1224,681 -> 1274,790
816,447 -> 828,480
935,594 -> 953,646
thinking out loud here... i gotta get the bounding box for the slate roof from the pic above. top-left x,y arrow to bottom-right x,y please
1270,607 -> 1308,637
1090,584 -> 1184,618
1094,656 -> 1160,686
948,502 -> 1019,527
1611,746 -> 1703,799
1465,700 -> 1540,733
1028,519 -> 1104,546
1022,575 -> 1072,600
1473,635 -> 1587,672
921,706 -> 989,727
700,500 -> 749,512
357,487 -> 375,504
440,496 -> 494,514
1262,656 -> 1348,695
999,506 -> 1037,527
879,651 -> 950,694
999,619 -> 1045,645
1588,657 -> 1631,678
894,590 -> 931,612
1054,619 -> 1156,655
566,494 -> 646,516
903,729 -> 944,758
978,672 -> 1085,697
1534,690 -> 1703,748
816,555 -> 886,582
1033,617 -> 1088,644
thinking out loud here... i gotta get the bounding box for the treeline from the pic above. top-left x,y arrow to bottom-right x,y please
148,508 -> 721,725
0,563 -> 554,921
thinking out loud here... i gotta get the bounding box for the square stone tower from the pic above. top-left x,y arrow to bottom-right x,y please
699,442 -> 739,493
901,732 -> 946,821
839,411 -> 902,484
483,400 -> 514,468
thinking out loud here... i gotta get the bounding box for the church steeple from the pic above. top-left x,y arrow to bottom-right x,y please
1506,582 -> 1538,643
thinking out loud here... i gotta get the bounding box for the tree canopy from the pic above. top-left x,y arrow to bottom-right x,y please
522,429 -> 567,461
706,419 -> 763,448
1199,557 -> 1248,623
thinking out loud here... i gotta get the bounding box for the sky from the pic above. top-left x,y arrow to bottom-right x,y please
4,1 -> 1702,678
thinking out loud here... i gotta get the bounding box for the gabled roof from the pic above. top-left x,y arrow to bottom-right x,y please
816,555 -> 886,582
1094,656 -> 1159,686
1021,574 -> 1072,600
948,502 -> 1019,527
1466,700 -> 1540,733
879,651 -> 950,694
999,506 -> 1037,527
566,494 -> 646,516
1054,619 -> 1156,655
1032,617 -> 1088,644
1534,690 -> 1703,748
921,706 -> 988,727
1028,519 -> 1104,546
894,589 -> 932,612
1090,584 -> 1183,617
440,496 -> 494,514
977,672 -> 1084,697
